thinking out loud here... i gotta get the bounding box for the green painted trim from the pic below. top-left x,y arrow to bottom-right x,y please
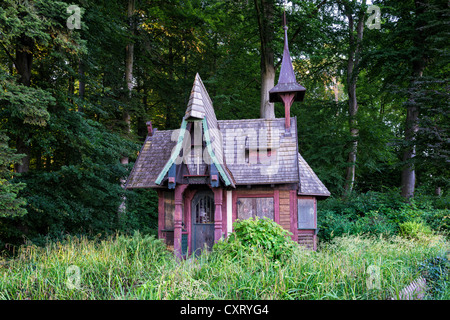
155,119 -> 188,185
202,118 -> 231,186
155,117 -> 232,187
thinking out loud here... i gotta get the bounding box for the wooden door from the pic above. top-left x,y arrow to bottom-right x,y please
191,190 -> 215,256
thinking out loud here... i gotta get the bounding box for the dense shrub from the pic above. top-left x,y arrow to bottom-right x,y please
399,221 -> 433,240
317,190 -> 449,242
214,217 -> 297,261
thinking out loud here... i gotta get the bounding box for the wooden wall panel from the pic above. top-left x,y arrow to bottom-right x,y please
278,190 -> 291,231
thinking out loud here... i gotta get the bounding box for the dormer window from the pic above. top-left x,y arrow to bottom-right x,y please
244,147 -> 276,164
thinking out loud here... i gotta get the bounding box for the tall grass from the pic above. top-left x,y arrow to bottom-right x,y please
0,231 -> 448,300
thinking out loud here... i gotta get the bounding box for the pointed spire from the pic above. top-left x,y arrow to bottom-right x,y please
185,73 -> 207,119
269,11 -> 306,103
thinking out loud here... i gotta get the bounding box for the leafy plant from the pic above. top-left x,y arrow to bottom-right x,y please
214,217 -> 296,261
399,221 -> 433,241
419,256 -> 450,299
0,133 -> 27,219
317,191 -> 448,242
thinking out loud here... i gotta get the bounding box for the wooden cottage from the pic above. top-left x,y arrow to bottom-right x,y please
125,21 -> 330,258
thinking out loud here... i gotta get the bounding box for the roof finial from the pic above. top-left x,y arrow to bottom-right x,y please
269,3 -> 306,131
268,5 -> 305,104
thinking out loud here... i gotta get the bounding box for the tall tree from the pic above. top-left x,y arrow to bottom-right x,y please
399,0 -> 428,199
0,0 -> 83,173
119,0 -> 136,215
341,0 -> 366,195
254,0 -> 276,119
365,0 -> 449,199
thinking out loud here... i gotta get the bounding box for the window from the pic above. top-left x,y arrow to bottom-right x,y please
244,148 -> 276,164
193,192 -> 214,224
297,198 -> 315,229
237,197 -> 274,220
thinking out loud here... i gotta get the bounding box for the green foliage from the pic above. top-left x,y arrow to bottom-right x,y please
119,189 -> 159,236
1,233 -> 448,300
363,0 -> 450,193
0,74 -> 53,127
214,217 -> 296,261
0,110 -> 141,246
295,100 -> 349,196
419,256 -> 450,299
399,221 -> 433,241
0,133 -> 27,218
317,190 -> 449,242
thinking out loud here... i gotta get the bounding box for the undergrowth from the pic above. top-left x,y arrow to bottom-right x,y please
1,228 -> 448,300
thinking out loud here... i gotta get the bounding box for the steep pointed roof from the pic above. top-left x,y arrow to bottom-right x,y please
185,74 -> 222,160
184,73 -> 224,171
153,73 -> 234,187
269,14 -> 306,103
185,73 -> 209,119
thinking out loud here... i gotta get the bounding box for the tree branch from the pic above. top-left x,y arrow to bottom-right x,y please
0,40 -> 16,66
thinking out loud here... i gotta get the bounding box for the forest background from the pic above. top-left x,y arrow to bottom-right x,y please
0,0 -> 448,248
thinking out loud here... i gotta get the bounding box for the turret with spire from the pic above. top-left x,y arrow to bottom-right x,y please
269,11 -> 306,131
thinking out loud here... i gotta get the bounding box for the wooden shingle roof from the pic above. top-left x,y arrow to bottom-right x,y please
126,120 -> 330,198
151,74 -> 234,187
297,152 -> 331,198
185,73 -> 224,169
218,117 -> 299,185
126,73 -> 329,198
125,129 -> 176,189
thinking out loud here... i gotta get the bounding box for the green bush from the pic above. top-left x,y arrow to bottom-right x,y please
317,191 -> 449,242
421,209 -> 449,236
399,221 -> 433,240
214,217 -> 296,261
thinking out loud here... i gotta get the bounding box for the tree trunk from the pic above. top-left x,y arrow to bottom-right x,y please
13,35 -> 34,173
68,60 -> 75,104
123,0 -> 135,129
15,35 -> 33,87
166,36 -> 174,128
119,0 -> 135,217
343,3 -> 365,196
400,0 -> 427,200
254,0 -> 275,119
260,64 -> 276,118
14,137 -> 30,173
401,77 -> 421,199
